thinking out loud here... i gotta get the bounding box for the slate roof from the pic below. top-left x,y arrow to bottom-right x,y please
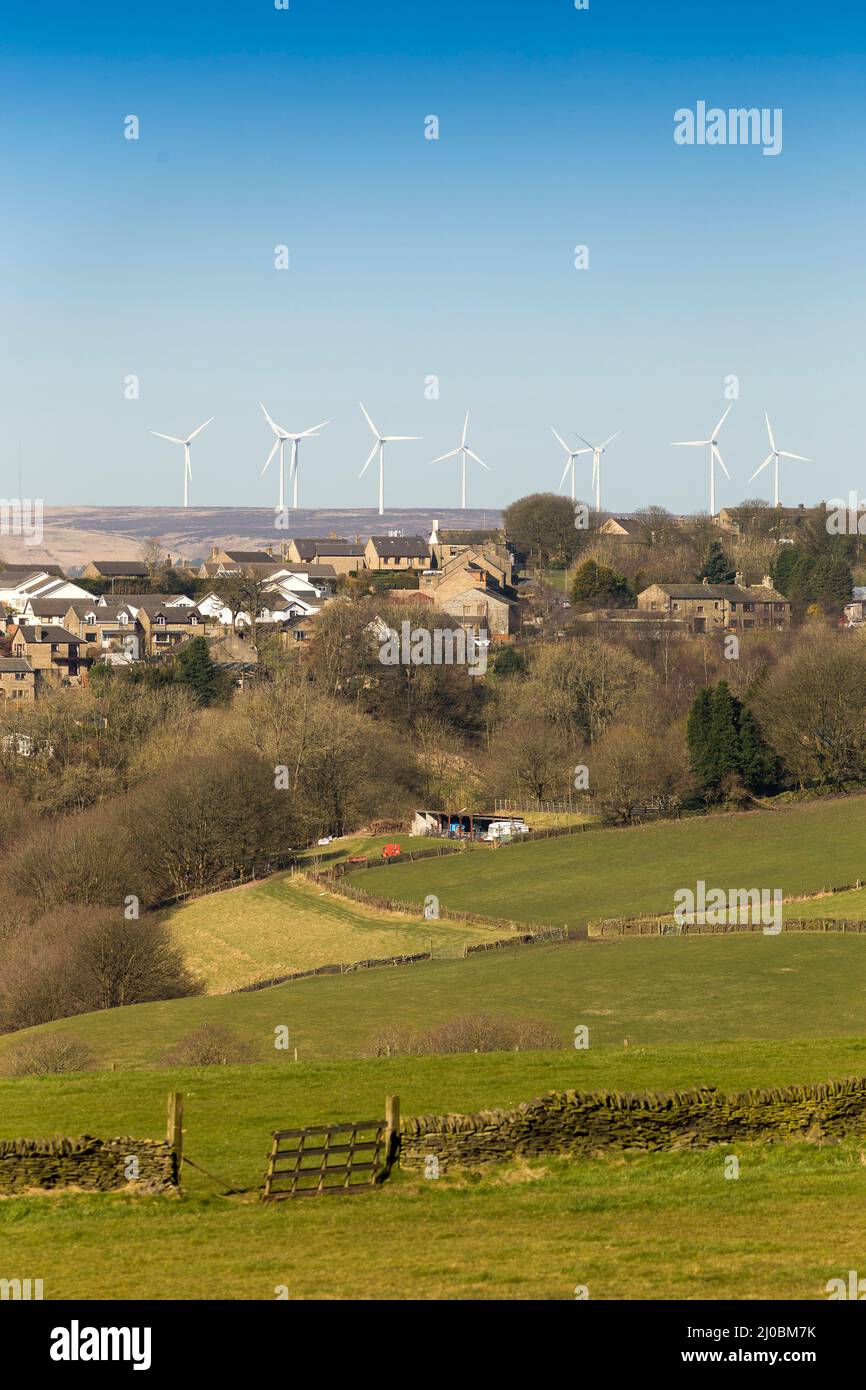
14,625 -> 81,644
368,536 -> 429,558
88,561 -> 149,576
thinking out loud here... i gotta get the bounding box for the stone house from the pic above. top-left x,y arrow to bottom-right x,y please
136,603 -> 206,656
420,550 -> 519,640
63,602 -> 141,662
196,547 -> 281,580
598,515 -> 642,540
8,624 -> 89,686
364,536 -> 430,571
637,575 -> 790,631
0,657 -> 35,703
80,560 -> 149,581
427,521 -> 512,576
287,539 -> 367,574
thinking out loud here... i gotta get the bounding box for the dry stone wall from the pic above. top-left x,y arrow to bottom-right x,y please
0,1135 -> 177,1193
589,917 -> 866,938
400,1078 -> 866,1172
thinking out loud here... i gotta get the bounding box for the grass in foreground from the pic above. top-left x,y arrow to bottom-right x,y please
348,795 -> 866,927
1,1047 -> 864,1300
166,872 -> 500,993
1,934 -> 865,1068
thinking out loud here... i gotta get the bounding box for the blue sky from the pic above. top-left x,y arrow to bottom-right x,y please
1,1 -> 863,512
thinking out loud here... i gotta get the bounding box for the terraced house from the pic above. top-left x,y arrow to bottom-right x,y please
637,575 -> 791,631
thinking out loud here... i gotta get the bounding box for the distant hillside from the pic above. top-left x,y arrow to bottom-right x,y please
0,506 -> 504,569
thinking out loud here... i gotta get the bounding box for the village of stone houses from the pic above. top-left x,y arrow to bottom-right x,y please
1,492 -> 865,1313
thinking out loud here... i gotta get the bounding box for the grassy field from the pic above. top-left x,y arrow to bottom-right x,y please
297,833 -> 429,866
3,933 -> 865,1068
347,796 -> 866,927
785,886 -> 866,919
5,806 -> 866,1301
166,872 -> 500,993
1,1046 -> 864,1300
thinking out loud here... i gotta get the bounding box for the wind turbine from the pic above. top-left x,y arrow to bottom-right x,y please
574,430 -> 621,512
358,403 -> 419,515
551,427 -> 591,503
259,403 -> 329,510
671,404 -> 732,516
150,417 -> 214,507
748,413 -> 811,508
430,412 -> 491,508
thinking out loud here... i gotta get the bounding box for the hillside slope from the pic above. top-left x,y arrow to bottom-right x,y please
348,797 -> 866,927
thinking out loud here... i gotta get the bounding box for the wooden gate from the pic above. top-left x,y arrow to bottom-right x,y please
262,1095 -> 399,1199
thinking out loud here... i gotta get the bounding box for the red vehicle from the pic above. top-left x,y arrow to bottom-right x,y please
381,843 -> 402,860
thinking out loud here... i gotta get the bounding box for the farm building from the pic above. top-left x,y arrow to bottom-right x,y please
411,809 -> 528,840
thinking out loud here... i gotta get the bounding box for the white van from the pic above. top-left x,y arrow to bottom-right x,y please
484,819 -> 529,841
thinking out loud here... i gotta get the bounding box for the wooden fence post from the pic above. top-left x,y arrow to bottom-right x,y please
385,1094 -> 400,1170
167,1091 -> 184,1181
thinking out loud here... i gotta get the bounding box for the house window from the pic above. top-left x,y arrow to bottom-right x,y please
86,631 -> 97,641
730,602 -> 737,611
697,605 -> 704,614
14,672 -> 23,681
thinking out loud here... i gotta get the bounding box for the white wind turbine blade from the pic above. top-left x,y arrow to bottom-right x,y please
551,427 -> 571,455
465,447 -> 490,471
359,402 -> 381,439
599,430 -> 621,449
151,431 -> 184,443
713,444 -> 731,480
778,450 -> 811,462
575,434 -> 595,451
382,434 -> 420,441
765,412 -> 776,452
461,411 -> 470,447
298,421 -> 330,437
464,450 -> 492,472
711,403 -> 733,439
259,401 -> 280,434
186,416 -> 214,442
429,447 -> 461,464
559,459 -> 572,487
749,452 -> 774,484
261,438 -> 280,475
671,439 -> 708,447
359,441 -> 379,477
